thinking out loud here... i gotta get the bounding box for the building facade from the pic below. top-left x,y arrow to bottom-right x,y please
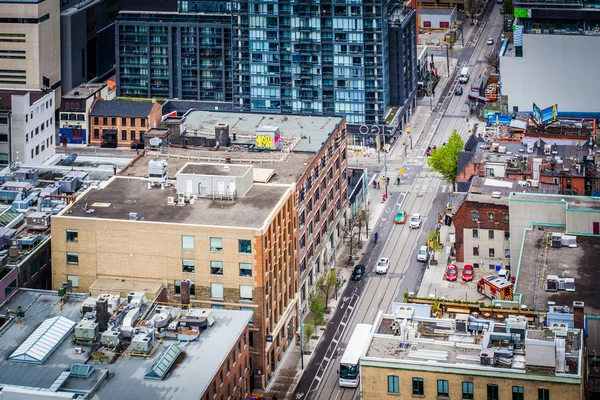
59,83 -> 115,145
116,0 -> 418,125
0,90 -> 56,164
89,99 -> 162,147
51,168 -> 298,389
59,0 -> 121,94
0,0 -> 62,106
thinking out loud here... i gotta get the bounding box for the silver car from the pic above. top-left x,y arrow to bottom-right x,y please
409,214 -> 422,229
417,245 -> 429,262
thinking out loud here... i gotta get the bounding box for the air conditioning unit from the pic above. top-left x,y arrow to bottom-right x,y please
546,275 -> 575,292
167,197 -> 175,206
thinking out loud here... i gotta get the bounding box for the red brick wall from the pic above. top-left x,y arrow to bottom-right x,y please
454,201 -> 510,262
202,325 -> 252,399
457,161 -> 482,184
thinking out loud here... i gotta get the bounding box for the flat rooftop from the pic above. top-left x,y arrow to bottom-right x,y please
179,163 -> 251,177
62,83 -> 107,100
517,226 -> 600,315
509,192 -> 600,211
121,152 -> 314,185
93,308 -> 251,400
180,110 -> 344,153
467,176 -> 558,205
0,290 -> 251,399
60,176 -> 290,229
419,7 -> 455,15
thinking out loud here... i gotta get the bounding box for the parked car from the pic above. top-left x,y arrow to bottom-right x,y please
376,257 -> 390,274
416,245 -> 429,262
446,263 -> 458,281
426,145 -> 437,156
395,210 -> 407,224
501,33 -> 506,40
462,264 -> 474,281
454,86 -> 463,96
409,214 -> 422,229
500,8 -> 505,13
487,38 -> 494,45
351,264 -> 365,281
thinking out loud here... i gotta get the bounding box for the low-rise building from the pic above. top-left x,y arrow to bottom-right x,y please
0,90 -> 56,165
360,307 -> 584,399
89,100 -> 162,148
52,162 -> 297,389
0,289 -> 252,400
59,83 -> 115,145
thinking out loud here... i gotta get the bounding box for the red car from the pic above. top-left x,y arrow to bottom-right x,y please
462,264 -> 474,281
446,263 -> 458,281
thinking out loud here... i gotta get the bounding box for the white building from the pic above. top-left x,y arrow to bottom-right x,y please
0,90 -> 56,165
500,34 -> 600,116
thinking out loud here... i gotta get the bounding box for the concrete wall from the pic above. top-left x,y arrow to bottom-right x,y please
361,363 -> 584,399
501,34 -> 600,114
463,228 -> 510,269
566,209 -> 600,235
419,7 -> 456,29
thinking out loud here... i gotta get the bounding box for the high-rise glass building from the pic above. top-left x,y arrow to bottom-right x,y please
116,0 -> 417,125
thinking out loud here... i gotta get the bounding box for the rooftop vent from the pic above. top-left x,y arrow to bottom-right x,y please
491,191 -> 501,199
129,212 -> 139,221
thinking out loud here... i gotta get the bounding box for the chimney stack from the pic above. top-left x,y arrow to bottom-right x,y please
573,301 -> 585,329
96,297 -> 109,332
181,279 -> 191,305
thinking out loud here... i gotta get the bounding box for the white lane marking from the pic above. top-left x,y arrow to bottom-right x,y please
334,389 -> 341,400
369,307 -> 375,317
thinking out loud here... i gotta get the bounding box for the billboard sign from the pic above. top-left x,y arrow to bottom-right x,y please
514,8 -> 531,18
532,103 -> 542,124
541,104 -> 558,124
347,124 -> 399,136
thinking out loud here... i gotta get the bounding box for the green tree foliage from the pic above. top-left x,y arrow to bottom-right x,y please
426,229 -> 444,261
309,293 -> 325,334
303,324 -> 314,351
427,130 -> 464,191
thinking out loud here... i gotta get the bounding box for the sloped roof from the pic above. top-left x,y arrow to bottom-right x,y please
457,151 -> 475,175
90,100 -> 157,118
144,343 -> 182,380
9,316 -> 76,364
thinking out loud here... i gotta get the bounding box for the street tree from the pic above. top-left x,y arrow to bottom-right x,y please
426,229 -> 444,261
485,52 -> 499,74
427,130 -> 464,192
303,324 -> 314,351
317,271 -> 338,307
341,211 -> 366,256
308,293 -> 325,334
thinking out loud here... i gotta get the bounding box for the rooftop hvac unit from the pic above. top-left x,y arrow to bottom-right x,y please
455,314 -> 469,333
167,197 -> 175,206
550,233 -> 562,248
130,334 -> 152,354
546,275 -> 575,292
480,349 -> 495,366
177,192 -> 185,206
75,320 -> 99,341
100,330 -> 121,347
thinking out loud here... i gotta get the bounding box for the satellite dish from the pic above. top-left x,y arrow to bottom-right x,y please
149,137 -> 162,147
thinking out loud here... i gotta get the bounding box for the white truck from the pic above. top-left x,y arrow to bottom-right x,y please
458,67 -> 469,83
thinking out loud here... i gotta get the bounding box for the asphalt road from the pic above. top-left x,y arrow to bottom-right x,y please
292,3 -> 505,400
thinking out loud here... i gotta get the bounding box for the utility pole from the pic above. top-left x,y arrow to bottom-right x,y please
363,167 -> 369,238
446,45 -> 450,77
299,305 -> 304,370
376,134 -> 380,163
461,25 -> 465,47
383,151 -> 388,199
499,81 -> 503,113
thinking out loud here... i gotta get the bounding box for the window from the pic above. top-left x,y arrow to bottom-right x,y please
130,118 -> 135,126
4,278 -> 16,297
504,213 -> 509,222
67,274 -> 79,288
210,261 -> 223,275
489,248 -> 495,257
239,239 -> 251,254
473,229 -> 478,238
141,119 -> 146,127
30,261 -> 37,275
412,378 -> 424,396
130,131 -> 136,140
182,259 -> 195,273
103,117 -> 107,125
240,307 -> 254,323
472,211 -> 478,221
505,249 -> 510,258
512,386 -> 524,400
122,117 -> 127,126
488,212 -> 494,221
505,231 -> 510,240
210,237 -> 223,252
486,168 -> 495,176
94,129 -> 99,139
66,252 -> 79,264
240,285 -> 253,301
437,380 -> 449,397
112,118 -> 116,125
121,130 -> 127,140
182,235 -> 194,250
489,230 -> 494,239
239,263 -> 252,277
211,283 -> 224,299
462,382 -> 474,399
473,247 -> 479,256
387,375 -> 399,394
487,384 -> 499,400
212,305 -> 224,309
66,229 -> 78,242
538,388 -> 550,400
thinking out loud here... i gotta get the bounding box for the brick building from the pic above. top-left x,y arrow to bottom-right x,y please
51,164 -> 297,389
89,100 -> 162,148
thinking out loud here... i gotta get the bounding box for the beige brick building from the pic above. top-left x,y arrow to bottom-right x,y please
52,163 -> 297,389
0,0 -> 62,106
359,309 -> 584,400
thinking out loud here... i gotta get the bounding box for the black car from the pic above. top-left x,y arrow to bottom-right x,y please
455,86 -> 463,96
351,264 -> 365,281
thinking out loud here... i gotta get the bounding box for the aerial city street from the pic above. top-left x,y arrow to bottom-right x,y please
0,0 -> 598,398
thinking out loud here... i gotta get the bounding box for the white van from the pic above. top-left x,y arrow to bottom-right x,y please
458,67 -> 469,83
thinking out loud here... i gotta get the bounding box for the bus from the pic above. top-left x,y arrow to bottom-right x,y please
338,323 -> 373,388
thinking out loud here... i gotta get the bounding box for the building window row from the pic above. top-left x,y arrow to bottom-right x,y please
208,282 -> 253,302
386,377 -> 550,400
